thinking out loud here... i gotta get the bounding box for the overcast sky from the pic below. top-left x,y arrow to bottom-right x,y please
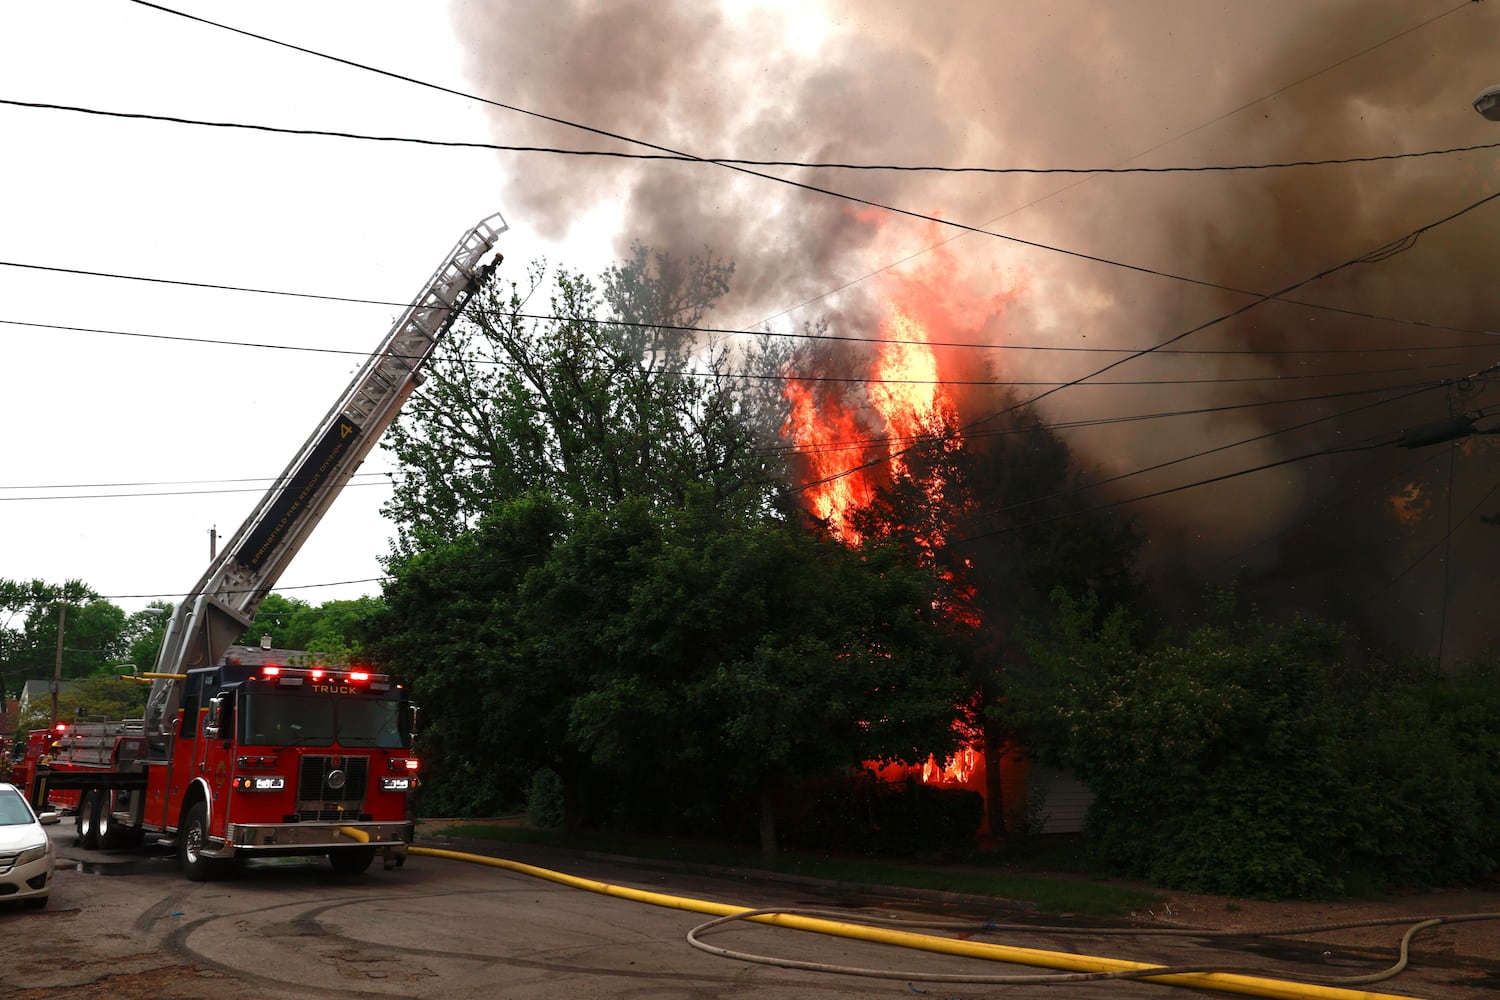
5,1 -> 1500,659
0,1 -> 604,613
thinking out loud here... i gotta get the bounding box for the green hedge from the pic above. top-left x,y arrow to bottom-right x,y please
1024,604 -> 1500,898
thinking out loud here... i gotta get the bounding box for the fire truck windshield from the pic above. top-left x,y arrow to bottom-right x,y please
241,690 -> 405,749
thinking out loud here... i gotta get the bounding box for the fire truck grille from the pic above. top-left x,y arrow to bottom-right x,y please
296,755 -> 369,821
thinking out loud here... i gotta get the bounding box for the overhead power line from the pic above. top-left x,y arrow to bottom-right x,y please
4,260 -> 1500,356
0,374 -> 1466,502
10,97 -> 1499,177
745,0 -> 1479,330
119,0 -> 1488,331
1,314 -> 1485,391
953,439 -> 1396,547
101,576 -> 389,602
792,184 -> 1500,497
970,380 -> 1441,522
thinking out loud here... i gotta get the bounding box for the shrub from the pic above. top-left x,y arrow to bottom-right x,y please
527,767 -> 566,829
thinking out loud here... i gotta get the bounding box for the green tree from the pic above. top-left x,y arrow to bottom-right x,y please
565,503 -> 968,856
13,674 -> 151,737
235,594 -> 383,661
122,603 -> 172,673
375,491 -> 968,854
381,245 -> 791,551
0,579 -> 125,685
374,493 -> 569,818
373,248 -> 969,855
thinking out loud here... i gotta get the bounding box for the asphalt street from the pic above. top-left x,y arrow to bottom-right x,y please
0,821 -> 1491,999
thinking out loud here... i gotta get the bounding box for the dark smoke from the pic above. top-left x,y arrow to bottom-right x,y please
454,0 -> 1500,660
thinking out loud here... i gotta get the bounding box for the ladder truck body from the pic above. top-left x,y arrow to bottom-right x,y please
26,214 -> 506,879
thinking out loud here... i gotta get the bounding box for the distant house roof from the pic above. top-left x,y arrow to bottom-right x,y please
221,644 -> 324,668
17,679 -> 71,713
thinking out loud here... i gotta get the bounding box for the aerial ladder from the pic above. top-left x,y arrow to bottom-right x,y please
143,213 -> 508,751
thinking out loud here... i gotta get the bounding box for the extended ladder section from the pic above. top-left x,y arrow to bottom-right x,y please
144,214 -> 508,742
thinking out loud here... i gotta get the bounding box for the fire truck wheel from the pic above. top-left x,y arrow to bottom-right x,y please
76,791 -> 100,850
95,791 -> 126,850
93,791 -> 114,851
179,802 -> 220,882
327,846 -> 376,875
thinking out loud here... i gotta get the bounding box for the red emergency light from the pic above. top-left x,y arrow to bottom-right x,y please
255,663 -> 393,688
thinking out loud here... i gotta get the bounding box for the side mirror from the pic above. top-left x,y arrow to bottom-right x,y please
407,703 -> 421,741
205,695 -> 226,739
37,812 -> 61,827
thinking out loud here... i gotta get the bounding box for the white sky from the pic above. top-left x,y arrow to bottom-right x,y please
0,1 -> 625,613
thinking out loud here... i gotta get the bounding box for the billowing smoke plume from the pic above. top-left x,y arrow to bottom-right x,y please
454,0 -> 1500,660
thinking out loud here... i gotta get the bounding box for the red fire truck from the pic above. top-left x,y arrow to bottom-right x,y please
21,214 -> 507,880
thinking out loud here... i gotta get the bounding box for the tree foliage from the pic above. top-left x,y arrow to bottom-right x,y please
1017,592 -> 1500,898
13,674 -> 150,736
371,248 -> 970,850
234,593 -> 383,661
0,578 -> 125,690
374,491 -> 968,844
382,245 -> 792,552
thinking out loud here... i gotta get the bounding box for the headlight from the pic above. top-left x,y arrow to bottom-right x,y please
234,775 -> 286,791
15,843 -> 49,866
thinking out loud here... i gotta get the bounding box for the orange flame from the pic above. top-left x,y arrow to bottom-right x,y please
781,379 -> 875,544
781,299 -> 965,547
783,232 -> 1020,795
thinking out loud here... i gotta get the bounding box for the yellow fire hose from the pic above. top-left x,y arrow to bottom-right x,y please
337,827 -> 1427,1000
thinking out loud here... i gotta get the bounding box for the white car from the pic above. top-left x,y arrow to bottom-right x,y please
0,782 -> 58,909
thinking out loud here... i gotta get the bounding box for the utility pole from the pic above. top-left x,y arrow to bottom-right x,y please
50,603 -> 67,728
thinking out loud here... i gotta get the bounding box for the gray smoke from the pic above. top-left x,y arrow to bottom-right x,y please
454,0 -> 1500,659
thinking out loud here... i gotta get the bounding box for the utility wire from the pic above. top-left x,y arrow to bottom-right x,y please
101,575 -> 389,601
0,376 -> 1464,500
745,0 -> 1480,328
1384,461 -> 1500,589
758,377 -> 1469,460
1200,445 -> 1442,576
954,351 -> 1500,542
795,186 -> 1500,497
8,256 -> 1499,357
120,0 -> 1486,325
3,315 -> 1483,389
2,277 -> 1500,359
953,439 -> 1396,547
0,476 -> 394,503
10,97 -> 1500,177
962,380 -> 1444,523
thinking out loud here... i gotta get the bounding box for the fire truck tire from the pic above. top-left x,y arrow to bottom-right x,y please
328,846 -> 376,875
94,791 -> 128,850
76,791 -> 100,850
179,802 -> 221,882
